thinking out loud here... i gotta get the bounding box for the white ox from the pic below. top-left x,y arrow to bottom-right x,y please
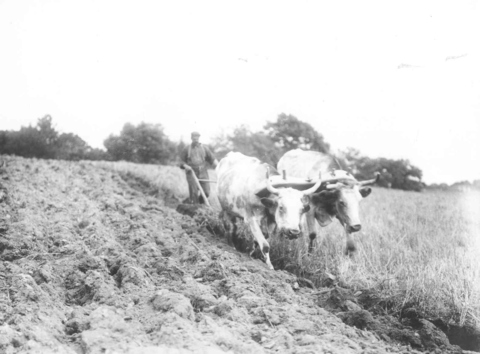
277,149 -> 379,255
216,152 -> 321,269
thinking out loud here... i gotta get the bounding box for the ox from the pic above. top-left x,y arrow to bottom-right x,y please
216,152 -> 321,269
277,149 -> 379,255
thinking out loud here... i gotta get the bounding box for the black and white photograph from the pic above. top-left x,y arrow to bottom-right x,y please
1,1 -> 479,353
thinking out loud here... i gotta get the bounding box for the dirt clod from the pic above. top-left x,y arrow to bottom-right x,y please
151,289 -> 195,321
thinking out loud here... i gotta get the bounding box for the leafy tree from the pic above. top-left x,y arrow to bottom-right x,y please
83,147 -> 110,161
426,183 -> 449,191
0,130 -> 9,153
212,125 -> 282,166
1,115 -> 112,161
104,122 -> 175,164
37,115 -> 58,147
341,147 -> 424,191
175,140 -> 188,164
448,181 -> 473,191
473,180 -> 480,190
336,147 -> 364,175
210,130 -> 232,161
54,133 -> 89,160
103,135 -> 129,161
231,126 -> 281,165
264,113 -> 330,153
2,115 -> 58,158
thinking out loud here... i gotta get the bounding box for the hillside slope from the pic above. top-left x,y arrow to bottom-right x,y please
0,157 -> 460,353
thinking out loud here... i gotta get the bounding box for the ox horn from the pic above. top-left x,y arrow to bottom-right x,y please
303,173 -> 322,195
326,182 -> 343,190
265,167 -> 280,195
358,172 -> 380,186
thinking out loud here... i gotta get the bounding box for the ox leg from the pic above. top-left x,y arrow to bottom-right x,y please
249,241 -> 259,257
302,210 -> 318,255
219,210 -> 232,245
308,234 -> 317,254
338,221 -> 357,256
345,230 -> 357,256
260,213 -> 276,240
246,216 -> 273,270
220,211 -> 238,248
230,217 -> 239,248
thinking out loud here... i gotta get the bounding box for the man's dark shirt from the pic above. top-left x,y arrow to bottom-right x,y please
180,143 -> 215,169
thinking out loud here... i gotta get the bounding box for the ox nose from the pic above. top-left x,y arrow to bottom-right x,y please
348,224 -> 362,233
287,229 -> 301,239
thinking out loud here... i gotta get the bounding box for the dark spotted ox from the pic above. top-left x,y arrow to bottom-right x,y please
277,149 -> 379,255
216,152 -> 321,269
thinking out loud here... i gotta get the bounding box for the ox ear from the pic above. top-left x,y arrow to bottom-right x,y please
301,195 -> 311,212
260,197 -> 277,210
301,195 -> 310,205
360,187 -> 372,198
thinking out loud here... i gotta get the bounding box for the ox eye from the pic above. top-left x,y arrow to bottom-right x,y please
338,201 -> 346,207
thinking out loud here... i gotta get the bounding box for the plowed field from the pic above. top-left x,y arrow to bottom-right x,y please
0,157 -> 469,353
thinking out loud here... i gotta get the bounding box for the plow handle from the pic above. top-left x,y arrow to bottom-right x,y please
190,171 -> 211,207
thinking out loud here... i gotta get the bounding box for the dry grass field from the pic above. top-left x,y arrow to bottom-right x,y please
91,160 -> 221,209
273,187 -> 480,326
101,161 -> 480,329
90,160 -> 190,200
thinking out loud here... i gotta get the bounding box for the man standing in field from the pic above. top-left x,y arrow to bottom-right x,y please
180,131 -> 218,204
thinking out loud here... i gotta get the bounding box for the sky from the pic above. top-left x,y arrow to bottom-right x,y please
1,0 -> 479,185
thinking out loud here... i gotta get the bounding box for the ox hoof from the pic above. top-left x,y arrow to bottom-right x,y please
345,240 -> 356,256
344,248 -> 356,257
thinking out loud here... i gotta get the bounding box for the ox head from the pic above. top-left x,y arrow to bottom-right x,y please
259,168 -> 321,239
310,172 -> 379,233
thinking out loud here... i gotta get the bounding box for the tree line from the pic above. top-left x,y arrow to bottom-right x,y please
0,114 -> 424,191
0,116 -> 107,161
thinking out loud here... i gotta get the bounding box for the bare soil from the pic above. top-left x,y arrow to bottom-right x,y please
0,157 -> 470,353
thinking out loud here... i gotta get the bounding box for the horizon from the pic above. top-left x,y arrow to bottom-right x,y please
1,113 -> 478,187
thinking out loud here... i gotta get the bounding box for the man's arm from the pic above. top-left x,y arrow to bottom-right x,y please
179,147 -> 192,170
204,146 -> 218,167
